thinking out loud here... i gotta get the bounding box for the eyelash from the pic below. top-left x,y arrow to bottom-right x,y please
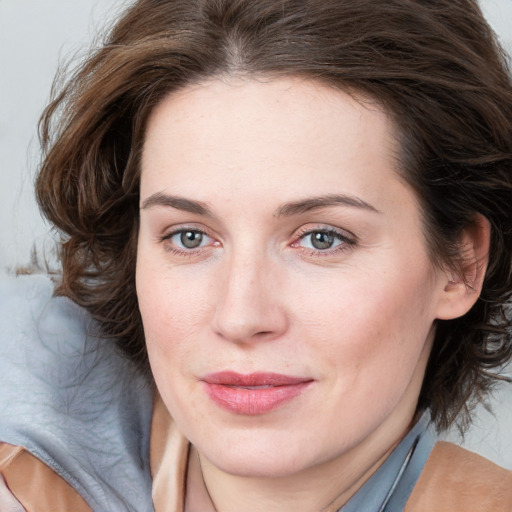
159,227 -> 217,256
291,226 -> 356,257
159,225 -> 356,257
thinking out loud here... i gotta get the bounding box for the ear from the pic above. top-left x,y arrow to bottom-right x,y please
435,215 -> 491,320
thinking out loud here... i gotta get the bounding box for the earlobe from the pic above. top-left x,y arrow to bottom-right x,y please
436,215 -> 491,320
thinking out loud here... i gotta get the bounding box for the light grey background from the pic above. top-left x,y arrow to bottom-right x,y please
1,0 -> 511,468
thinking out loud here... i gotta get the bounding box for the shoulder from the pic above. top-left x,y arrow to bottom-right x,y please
0,272 -> 91,357
0,443 -> 91,512
0,272 -> 155,511
0,272 -> 54,327
405,441 -> 512,511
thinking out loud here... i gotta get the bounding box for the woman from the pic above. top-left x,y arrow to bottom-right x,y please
1,0 -> 512,510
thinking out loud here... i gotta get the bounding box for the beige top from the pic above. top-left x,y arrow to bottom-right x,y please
1,396 -> 512,512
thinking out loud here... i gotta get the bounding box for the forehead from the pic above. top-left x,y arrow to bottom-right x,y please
140,77 -> 405,211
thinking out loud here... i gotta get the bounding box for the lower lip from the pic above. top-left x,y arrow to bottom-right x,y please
203,381 -> 312,415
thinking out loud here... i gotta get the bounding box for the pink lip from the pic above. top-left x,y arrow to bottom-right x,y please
201,371 -> 313,415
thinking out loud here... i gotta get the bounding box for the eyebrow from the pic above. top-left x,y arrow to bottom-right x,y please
141,192 -> 213,216
275,194 -> 381,217
140,192 -> 380,217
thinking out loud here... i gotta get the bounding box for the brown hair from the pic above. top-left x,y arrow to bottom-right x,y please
36,0 -> 512,431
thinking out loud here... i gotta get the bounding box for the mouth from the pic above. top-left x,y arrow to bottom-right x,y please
201,371 -> 314,415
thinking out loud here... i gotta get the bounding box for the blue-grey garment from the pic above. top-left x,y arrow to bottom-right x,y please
0,273 -> 155,512
340,412 -> 437,512
0,272 -> 437,512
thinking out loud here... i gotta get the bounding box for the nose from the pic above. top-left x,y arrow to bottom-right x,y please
211,249 -> 288,344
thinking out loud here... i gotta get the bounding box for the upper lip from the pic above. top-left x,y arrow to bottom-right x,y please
201,371 -> 312,387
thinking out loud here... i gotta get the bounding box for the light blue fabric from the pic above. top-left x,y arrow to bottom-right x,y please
340,411 -> 437,512
0,273 -> 155,512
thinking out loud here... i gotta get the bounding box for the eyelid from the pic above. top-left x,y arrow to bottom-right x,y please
290,224 -> 357,254
160,221 -> 214,239
293,224 -> 356,243
159,224 -> 220,253
157,223 -> 356,256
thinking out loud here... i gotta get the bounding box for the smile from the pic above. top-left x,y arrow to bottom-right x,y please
201,371 -> 313,415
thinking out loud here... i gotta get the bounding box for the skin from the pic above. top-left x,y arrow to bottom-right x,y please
136,77 -> 481,511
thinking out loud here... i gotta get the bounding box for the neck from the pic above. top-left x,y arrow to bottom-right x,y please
185,411 -> 414,512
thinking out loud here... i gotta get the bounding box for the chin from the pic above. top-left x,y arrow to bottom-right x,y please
197,429 -> 333,479
213,453 -> 310,479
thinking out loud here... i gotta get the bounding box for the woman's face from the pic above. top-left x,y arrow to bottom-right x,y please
136,78 -> 452,479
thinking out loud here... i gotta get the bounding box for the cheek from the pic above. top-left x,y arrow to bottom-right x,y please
303,263 -> 438,379
136,258 -> 203,361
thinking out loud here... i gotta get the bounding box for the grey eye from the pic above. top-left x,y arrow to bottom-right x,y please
298,230 -> 346,251
310,231 -> 335,250
180,230 -> 203,248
